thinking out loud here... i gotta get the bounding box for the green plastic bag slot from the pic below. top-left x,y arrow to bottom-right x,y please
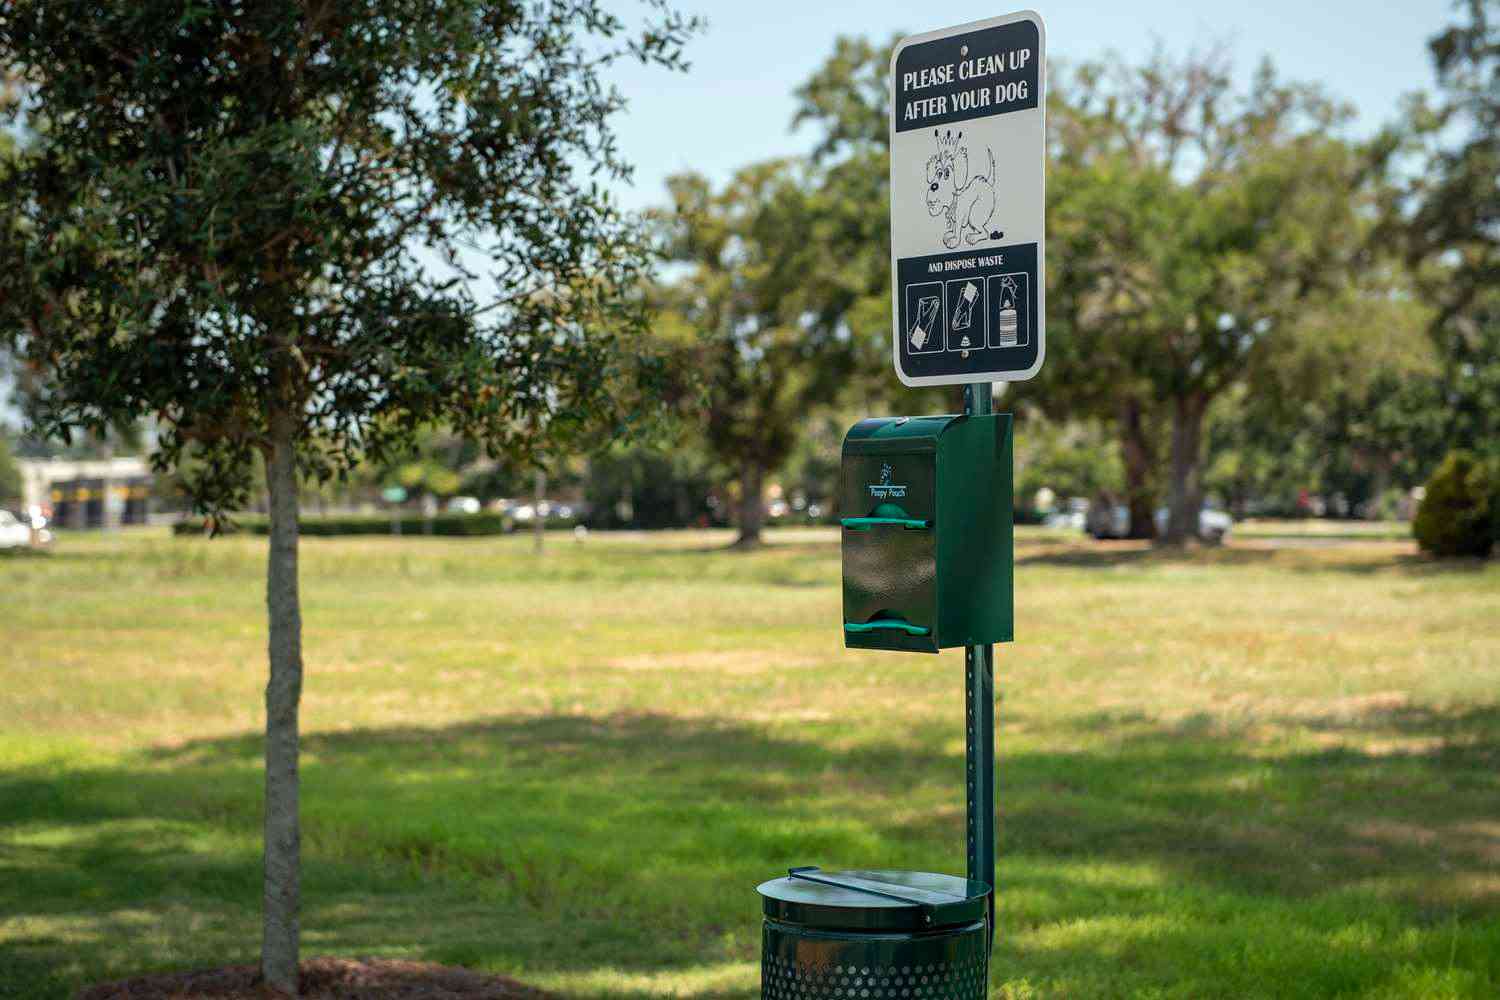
844,619 -> 932,636
841,516 -> 931,531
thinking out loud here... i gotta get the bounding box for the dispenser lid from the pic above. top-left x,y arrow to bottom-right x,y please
842,415 -> 964,455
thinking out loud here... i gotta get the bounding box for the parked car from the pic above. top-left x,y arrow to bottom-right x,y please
1155,506 -> 1232,544
1044,510 -> 1086,531
1085,503 -> 1131,540
510,500 -> 579,526
1086,503 -> 1232,543
0,509 -> 34,549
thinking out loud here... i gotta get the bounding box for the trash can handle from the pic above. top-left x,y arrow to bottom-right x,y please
787,867 -> 938,924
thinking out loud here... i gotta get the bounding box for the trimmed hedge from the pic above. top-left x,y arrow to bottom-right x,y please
174,512 -> 516,537
1413,451 -> 1498,558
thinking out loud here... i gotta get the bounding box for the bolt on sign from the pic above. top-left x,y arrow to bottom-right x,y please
889,11 -> 1046,386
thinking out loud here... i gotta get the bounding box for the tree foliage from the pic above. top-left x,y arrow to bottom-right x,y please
792,35 -> 893,158
657,160 -> 856,545
0,1 -> 697,509
1395,0 -> 1498,338
789,35 -> 956,417
1205,269 -> 1439,516
1045,49 -> 1383,542
1014,415 -> 1122,510
1375,0 -> 1500,463
584,442 -> 722,529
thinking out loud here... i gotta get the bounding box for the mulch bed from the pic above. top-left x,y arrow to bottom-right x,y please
76,958 -> 554,999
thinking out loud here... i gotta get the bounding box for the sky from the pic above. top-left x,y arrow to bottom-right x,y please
602,0 -> 1454,212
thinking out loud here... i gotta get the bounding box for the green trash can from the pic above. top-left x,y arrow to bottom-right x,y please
758,867 -> 990,999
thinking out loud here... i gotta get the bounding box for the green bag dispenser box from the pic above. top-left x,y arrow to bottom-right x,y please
840,413 -> 1013,654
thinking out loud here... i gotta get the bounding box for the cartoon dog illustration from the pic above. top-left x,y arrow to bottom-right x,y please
925,129 -> 1003,249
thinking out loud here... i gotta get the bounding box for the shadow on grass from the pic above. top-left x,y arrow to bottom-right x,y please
1015,539 -> 1495,577
645,538 -> 836,559
4,708 -> 1499,996
1015,542 -> 1298,572
639,539 -> 840,563
0,546 -> 55,560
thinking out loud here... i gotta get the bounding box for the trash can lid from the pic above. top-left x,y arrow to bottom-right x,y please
757,867 -> 989,933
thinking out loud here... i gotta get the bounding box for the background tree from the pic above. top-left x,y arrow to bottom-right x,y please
1043,83 -> 1168,537
1377,0 -> 1499,465
1046,50 -> 1382,543
789,35 -> 956,420
1013,414 -> 1122,515
658,160 -> 854,546
0,2 -> 698,992
583,440 -> 723,529
1208,0 -> 1498,523
1204,281 -> 1436,517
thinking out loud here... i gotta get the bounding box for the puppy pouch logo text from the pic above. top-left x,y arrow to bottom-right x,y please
868,464 -> 909,500
926,129 -> 1003,249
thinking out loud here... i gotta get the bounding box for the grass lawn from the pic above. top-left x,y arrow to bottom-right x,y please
2,526 -> 1498,999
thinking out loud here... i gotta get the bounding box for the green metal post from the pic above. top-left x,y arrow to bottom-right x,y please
962,381 -> 996,951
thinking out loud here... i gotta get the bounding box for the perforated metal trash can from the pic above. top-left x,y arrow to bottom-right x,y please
758,868 -> 990,1000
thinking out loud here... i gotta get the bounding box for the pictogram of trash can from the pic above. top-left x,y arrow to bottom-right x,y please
758,867 -> 990,999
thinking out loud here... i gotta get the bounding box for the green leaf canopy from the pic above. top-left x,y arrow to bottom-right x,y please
0,0 -> 700,511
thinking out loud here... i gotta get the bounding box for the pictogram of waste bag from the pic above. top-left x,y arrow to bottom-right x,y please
952,281 -> 979,331
910,295 -> 941,351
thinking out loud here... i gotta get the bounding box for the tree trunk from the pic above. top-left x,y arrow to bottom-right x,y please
533,468 -> 546,555
1118,397 -> 1157,540
735,462 -> 764,548
1367,457 -> 1391,520
1163,392 -> 1208,546
262,405 -> 303,996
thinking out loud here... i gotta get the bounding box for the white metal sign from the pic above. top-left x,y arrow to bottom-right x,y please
889,11 -> 1046,386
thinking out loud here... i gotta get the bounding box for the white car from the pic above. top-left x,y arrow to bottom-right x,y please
1086,504 -> 1232,543
1153,506 -> 1232,544
0,510 -> 33,549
